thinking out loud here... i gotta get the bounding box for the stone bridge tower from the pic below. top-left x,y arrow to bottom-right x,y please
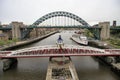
11,22 -> 24,40
99,22 -> 110,40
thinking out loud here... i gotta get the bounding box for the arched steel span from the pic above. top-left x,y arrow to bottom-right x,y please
32,11 -> 90,27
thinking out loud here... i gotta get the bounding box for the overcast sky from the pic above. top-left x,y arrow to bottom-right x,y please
0,0 -> 120,25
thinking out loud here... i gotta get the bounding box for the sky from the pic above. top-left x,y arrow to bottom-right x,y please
0,0 -> 120,26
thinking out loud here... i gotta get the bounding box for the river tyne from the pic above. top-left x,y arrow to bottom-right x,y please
0,31 -> 119,80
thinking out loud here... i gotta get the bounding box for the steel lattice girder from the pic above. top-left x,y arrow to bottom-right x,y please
32,11 -> 90,27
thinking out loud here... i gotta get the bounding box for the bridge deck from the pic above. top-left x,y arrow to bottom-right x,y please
0,45 -> 120,58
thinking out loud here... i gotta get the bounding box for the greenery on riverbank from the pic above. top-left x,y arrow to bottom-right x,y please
109,27 -> 120,48
107,38 -> 120,48
0,38 -> 18,46
110,29 -> 120,38
84,29 -> 94,39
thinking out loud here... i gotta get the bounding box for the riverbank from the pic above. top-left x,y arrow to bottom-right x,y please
106,38 -> 120,48
88,40 -> 114,49
0,31 -> 58,50
88,40 -> 120,76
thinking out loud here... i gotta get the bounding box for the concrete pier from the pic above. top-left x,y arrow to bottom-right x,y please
46,57 -> 79,80
2,58 -> 18,71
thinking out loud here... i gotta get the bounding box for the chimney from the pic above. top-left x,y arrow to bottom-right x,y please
113,21 -> 116,27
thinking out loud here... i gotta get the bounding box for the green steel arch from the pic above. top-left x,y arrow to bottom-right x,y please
22,11 -> 94,39
32,11 -> 90,27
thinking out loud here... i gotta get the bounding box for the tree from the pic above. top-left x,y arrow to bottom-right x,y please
84,29 -> 94,38
0,40 -> 5,46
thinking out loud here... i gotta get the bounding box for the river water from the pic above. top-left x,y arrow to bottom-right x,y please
0,30 -> 119,80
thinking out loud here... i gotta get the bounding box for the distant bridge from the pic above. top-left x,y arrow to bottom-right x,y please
0,25 -> 120,30
0,45 -> 120,58
0,11 -> 120,40
32,11 -> 90,26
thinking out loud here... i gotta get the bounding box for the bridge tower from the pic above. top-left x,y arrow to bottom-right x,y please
99,22 -> 110,40
11,22 -> 23,40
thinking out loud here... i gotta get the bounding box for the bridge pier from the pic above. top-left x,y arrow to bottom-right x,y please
2,58 -> 18,71
46,56 -> 79,80
99,22 -> 110,40
11,22 -> 24,40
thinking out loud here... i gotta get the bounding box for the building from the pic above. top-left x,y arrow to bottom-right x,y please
0,34 -> 8,41
0,30 -> 9,41
2,24 -> 9,28
113,21 -> 116,27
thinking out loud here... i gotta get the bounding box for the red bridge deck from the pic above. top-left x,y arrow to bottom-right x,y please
0,45 -> 120,58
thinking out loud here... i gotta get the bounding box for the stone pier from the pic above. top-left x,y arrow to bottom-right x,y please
2,58 -> 18,71
99,22 -> 110,40
46,57 -> 79,80
11,21 -> 24,40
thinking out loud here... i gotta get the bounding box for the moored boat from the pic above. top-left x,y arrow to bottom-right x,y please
56,35 -> 64,49
71,31 -> 88,45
